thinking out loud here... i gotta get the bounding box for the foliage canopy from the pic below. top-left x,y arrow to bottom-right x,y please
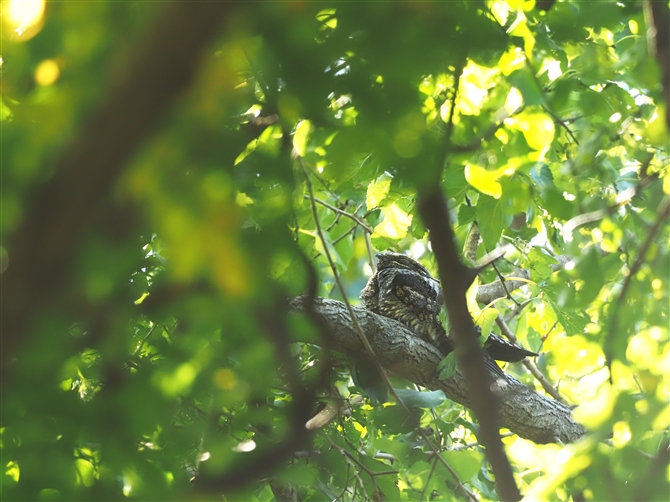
2,1 -> 669,501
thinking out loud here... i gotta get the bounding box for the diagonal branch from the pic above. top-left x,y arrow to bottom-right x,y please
495,316 -> 567,404
418,188 -> 522,501
290,296 -> 587,445
604,196 -> 670,377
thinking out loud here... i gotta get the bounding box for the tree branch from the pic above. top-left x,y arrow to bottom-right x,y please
418,188 -> 522,501
290,296 -> 587,445
604,196 -> 670,377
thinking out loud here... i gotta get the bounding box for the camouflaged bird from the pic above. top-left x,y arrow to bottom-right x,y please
360,252 -> 537,379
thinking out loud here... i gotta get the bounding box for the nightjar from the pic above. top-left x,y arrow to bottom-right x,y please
360,252 -> 537,378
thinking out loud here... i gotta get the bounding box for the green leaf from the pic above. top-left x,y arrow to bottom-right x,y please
543,289 -> 589,336
313,230 -> 343,267
541,186 -> 572,220
373,203 -> 413,240
476,194 -> 506,248
373,474 -> 401,501
507,68 -> 544,106
372,437 -> 411,461
458,204 -> 477,226
370,405 -> 420,434
440,449 -> 484,482
465,163 -> 503,199
0,97 -> 12,121
366,173 -> 393,210
528,247 -> 557,282
574,247 -> 605,306
438,352 -> 457,380
394,388 -> 446,409
475,307 -> 499,336
506,111 -> 555,150
292,120 -> 312,157
530,163 -> 555,190
279,463 -> 317,486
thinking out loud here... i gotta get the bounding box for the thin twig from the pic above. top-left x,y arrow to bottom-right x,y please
419,456 -> 439,502
364,231 -> 375,269
307,195 -> 374,234
496,316 -> 568,404
503,298 -> 536,323
562,155 -> 655,240
332,223 -> 357,245
496,316 -> 566,404
303,160 -> 479,499
605,196 -> 670,379
491,261 -> 521,307
537,320 -> 559,352
301,161 -> 404,409
328,436 -> 387,498
133,324 -> 157,356
325,210 -> 343,232
452,106 -> 523,153
542,105 -> 580,146
431,451 -> 480,502
451,431 -> 515,451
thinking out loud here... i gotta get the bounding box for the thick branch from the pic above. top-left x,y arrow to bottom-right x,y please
418,188 -> 521,501
291,296 -> 587,445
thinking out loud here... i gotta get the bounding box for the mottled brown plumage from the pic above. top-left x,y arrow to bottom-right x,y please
360,252 -> 537,379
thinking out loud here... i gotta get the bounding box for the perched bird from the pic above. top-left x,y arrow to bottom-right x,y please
360,252 -> 537,379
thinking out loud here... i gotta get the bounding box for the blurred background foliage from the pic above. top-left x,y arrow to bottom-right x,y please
1,0 -> 668,500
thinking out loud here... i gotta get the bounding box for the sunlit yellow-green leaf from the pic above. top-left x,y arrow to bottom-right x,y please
316,8 -> 337,29
507,11 -> 535,59
627,328 -> 664,372
235,191 -> 254,207
234,139 -> 257,165
74,458 -> 95,487
507,0 -> 535,12
366,173 -> 392,210
35,59 -> 60,86
572,383 -> 616,430
611,421 -> 631,449
499,48 -> 525,76
464,163 -> 503,198
524,442 -> 594,500
293,119 -> 312,157
154,363 -> 197,398
373,203 -> 412,240
458,60 -> 500,116
466,279 -> 480,317
506,111 -> 555,151
0,97 -> 12,121
257,124 -> 283,156
134,291 -> 150,305
489,0 -> 511,25
5,461 -> 19,483
352,420 -> 367,438
475,307 -> 499,336
644,105 -> 669,147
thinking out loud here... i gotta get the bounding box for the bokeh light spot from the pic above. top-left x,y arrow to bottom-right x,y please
35,59 -> 60,86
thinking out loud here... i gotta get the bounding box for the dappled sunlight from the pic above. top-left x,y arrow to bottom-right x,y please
34,59 -> 60,86
3,0 -> 45,41
3,1 -> 668,500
